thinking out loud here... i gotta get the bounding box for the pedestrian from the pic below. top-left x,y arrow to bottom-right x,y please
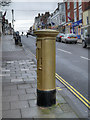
14,31 -> 22,46
26,33 -> 28,38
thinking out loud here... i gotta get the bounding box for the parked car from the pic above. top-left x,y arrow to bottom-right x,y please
81,26 -> 90,48
56,33 -> 65,42
82,34 -> 90,48
61,34 -> 78,44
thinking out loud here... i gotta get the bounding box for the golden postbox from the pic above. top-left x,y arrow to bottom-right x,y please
34,29 -> 59,107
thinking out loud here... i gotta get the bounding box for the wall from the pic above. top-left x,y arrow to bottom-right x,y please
83,9 -> 90,26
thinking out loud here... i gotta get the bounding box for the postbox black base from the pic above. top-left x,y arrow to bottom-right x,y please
37,89 -> 56,107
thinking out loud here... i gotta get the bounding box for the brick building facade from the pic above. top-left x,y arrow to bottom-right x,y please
65,1 -> 90,38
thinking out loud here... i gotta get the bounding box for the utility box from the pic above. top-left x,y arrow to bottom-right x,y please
34,29 -> 59,107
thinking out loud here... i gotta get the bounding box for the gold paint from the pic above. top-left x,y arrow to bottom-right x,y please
34,29 -> 59,90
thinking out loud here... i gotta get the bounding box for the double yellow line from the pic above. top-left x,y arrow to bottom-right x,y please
26,48 -> 90,108
56,73 -> 90,109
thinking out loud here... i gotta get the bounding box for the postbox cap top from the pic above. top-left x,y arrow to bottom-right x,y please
34,29 -> 59,37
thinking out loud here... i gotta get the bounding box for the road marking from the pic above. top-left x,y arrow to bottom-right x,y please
24,48 -> 90,108
80,56 -> 90,60
25,48 -> 36,57
56,73 -> 90,104
56,73 -> 90,108
56,87 -> 62,91
56,75 -> 90,108
58,49 -> 72,54
78,44 -> 82,46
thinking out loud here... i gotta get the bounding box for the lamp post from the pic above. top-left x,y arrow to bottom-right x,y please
12,9 -> 14,35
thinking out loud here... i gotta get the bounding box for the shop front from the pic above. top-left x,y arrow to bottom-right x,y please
72,19 -> 82,39
58,24 -> 65,33
65,22 -> 73,34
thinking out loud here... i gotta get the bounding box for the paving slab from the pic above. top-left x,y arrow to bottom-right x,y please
26,88 -> 36,94
3,95 -> 19,102
2,102 -> 10,110
28,100 -> 37,107
11,89 -> 26,95
18,84 -> 32,89
21,107 -> 54,118
3,109 -> 21,118
2,35 -> 78,118
3,85 -> 17,91
19,93 -> 36,101
11,100 -> 29,109
2,90 -> 11,96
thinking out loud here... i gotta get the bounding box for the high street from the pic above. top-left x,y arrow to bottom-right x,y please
21,35 -> 89,104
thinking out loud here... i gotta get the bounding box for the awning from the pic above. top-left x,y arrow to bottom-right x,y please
81,25 -> 90,29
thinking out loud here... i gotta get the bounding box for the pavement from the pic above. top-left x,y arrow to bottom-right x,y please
1,35 -> 79,118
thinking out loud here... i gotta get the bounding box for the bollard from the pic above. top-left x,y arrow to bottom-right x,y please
34,29 -> 59,107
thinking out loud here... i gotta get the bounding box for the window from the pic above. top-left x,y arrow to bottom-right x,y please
61,4 -> 65,11
79,0 -> 82,6
79,8 -> 82,20
86,16 -> 89,25
59,4 -> 61,12
68,12 -> 70,22
67,2 -> 70,9
74,10 -> 77,22
74,2 -> 77,9
62,15 -> 65,22
60,14 -> 62,24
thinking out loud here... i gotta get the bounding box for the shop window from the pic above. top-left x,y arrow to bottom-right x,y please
62,15 -> 65,22
67,2 -> 70,9
86,16 -> 89,25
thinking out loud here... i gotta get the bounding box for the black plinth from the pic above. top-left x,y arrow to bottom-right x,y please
37,89 -> 56,107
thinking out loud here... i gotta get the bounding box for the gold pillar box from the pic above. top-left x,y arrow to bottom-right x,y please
34,29 -> 59,107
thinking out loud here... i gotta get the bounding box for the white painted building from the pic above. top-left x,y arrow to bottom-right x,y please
47,2 -> 66,32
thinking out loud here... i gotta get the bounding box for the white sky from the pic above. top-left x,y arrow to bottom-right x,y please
12,0 -> 62,2
1,0 -> 63,32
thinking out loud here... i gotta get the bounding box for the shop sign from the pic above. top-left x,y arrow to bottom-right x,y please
68,23 -> 71,26
72,19 -> 82,27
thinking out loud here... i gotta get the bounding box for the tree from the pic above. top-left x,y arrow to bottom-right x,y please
0,0 -> 11,7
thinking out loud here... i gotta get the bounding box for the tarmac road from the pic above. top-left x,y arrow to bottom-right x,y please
21,35 -> 89,102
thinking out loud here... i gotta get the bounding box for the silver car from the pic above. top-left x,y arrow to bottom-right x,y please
61,34 -> 78,44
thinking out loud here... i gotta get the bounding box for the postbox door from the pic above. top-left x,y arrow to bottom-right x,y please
36,40 -> 42,90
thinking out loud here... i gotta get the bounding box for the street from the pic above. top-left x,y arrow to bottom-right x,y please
21,35 -> 88,101
1,0 -> 90,118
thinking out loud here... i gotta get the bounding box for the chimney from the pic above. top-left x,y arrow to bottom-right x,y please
38,13 -> 40,17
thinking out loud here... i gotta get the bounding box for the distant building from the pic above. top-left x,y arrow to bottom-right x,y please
34,13 -> 42,30
58,2 -> 66,32
34,12 -> 50,30
49,6 -> 60,30
40,12 -> 50,29
47,2 -> 66,32
0,11 -> 2,36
